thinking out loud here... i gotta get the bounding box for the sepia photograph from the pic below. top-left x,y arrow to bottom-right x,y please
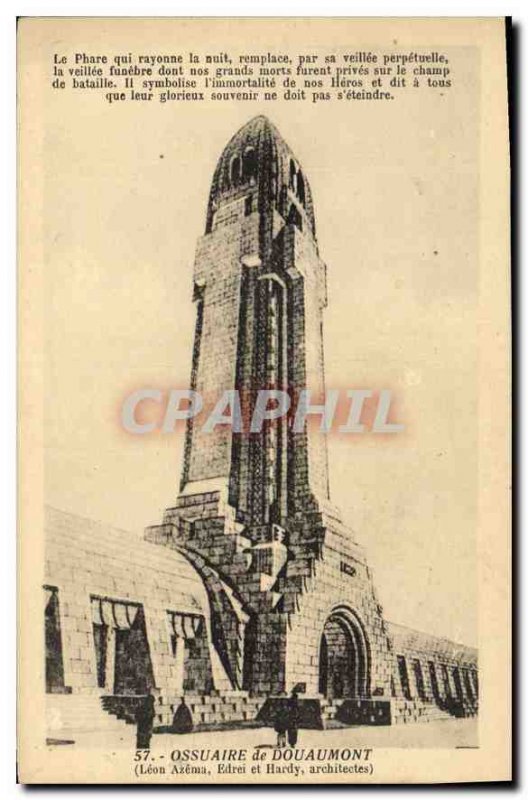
16,16 -> 511,784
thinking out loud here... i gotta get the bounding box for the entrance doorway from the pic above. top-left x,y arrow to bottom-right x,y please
91,597 -> 154,695
114,608 -> 154,695
318,608 -> 370,699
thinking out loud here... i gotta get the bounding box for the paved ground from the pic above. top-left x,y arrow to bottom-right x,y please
49,718 -> 478,751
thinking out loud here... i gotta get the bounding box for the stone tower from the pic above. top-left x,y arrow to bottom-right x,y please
147,116 -> 394,704
180,114 -> 329,518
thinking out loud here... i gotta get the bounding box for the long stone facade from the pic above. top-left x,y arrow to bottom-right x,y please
44,116 -> 478,733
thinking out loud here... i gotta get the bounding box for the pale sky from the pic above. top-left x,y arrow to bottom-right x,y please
42,35 -> 479,647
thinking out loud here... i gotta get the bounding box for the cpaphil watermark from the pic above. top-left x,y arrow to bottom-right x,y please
120,388 -> 404,435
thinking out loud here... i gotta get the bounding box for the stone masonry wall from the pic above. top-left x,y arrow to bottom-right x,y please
279,222 -> 330,508
153,493 -> 394,699
154,488 -> 479,719
282,511 -> 393,697
184,198 -> 260,489
388,621 -> 478,714
44,506 -> 224,696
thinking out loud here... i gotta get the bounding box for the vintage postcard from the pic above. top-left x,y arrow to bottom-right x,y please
17,17 -> 511,783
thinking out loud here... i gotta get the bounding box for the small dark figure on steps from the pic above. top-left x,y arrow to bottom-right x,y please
287,688 -> 300,747
136,687 -> 156,750
274,697 -> 288,747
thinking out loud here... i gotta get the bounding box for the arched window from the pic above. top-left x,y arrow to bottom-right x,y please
230,155 -> 242,185
243,147 -> 257,180
297,171 -> 305,205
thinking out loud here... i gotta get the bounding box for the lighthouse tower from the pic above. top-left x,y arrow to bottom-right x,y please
181,114 -> 329,521
40,115 -> 478,736
147,116 -> 394,706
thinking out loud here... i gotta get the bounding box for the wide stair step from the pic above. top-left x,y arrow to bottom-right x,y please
47,693 -> 131,738
320,698 -> 344,722
156,693 -> 265,729
392,699 -> 455,724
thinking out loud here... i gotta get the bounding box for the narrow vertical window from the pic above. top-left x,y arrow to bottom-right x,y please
412,658 -> 426,700
452,666 -> 463,700
428,661 -> 440,701
289,159 -> 296,190
243,147 -> 257,180
230,155 -> 242,185
266,284 -> 280,514
397,655 -> 411,700
441,664 -> 451,697
181,294 -> 204,489
463,669 -> 474,701
297,171 -> 306,205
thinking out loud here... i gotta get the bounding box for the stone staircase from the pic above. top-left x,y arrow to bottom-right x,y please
391,698 -> 454,725
321,697 -> 392,727
320,697 -> 344,724
103,690 -> 265,732
320,696 -> 459,727
46,692 -> 132,741
173,692 -> 265,730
